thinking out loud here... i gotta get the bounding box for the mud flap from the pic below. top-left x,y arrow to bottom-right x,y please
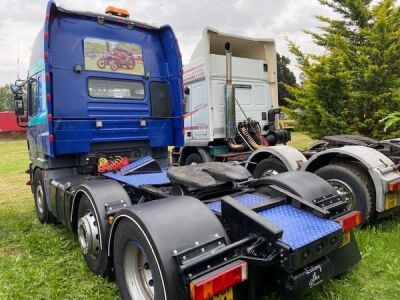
275,232 -> 361,294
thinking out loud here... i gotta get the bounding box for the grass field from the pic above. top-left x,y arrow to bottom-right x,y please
1,134 -> 400,299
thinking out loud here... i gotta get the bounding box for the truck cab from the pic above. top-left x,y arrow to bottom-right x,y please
14,1 -> 183,174
172,28 -> 290,166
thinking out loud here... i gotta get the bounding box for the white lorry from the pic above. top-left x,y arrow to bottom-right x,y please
172,28 -> 400,226
171,28 -> 290,167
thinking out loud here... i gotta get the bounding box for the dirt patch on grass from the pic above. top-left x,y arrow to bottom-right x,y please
1,245 -> 25,260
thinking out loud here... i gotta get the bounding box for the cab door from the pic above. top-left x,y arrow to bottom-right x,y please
27,74 -> 50,159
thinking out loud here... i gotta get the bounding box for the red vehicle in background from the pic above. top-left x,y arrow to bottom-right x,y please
97,48 -> 136,71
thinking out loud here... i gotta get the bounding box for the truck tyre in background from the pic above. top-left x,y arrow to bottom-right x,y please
33,168 -> 52,224
184,152 -> 203,165
77,194 -> 109,276
253,157 -> 288,178
113,218 -> 167,300
315,163 -> 375,225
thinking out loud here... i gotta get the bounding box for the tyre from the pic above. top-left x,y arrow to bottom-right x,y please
253,157 -> 288,178
114,219 -> 167,300
184,152 -> 203,165
315,163 -> 375,225
32,168 -> 52,223
97,59 -> 106,69
112,196 -> 229,300
77,194 -> 109,276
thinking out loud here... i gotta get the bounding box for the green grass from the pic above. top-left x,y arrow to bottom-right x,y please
1,137 -> 400,299
288,131 -> 316,150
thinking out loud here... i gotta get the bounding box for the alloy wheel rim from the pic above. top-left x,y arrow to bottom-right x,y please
124,242 -> 154,300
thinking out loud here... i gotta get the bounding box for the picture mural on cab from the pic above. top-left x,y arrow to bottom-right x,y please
84,38 -> 144,75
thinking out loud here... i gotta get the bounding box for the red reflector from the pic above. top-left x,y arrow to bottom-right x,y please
44,52 -> 49,60
48,114 -> 53,122
46,93 -> 51,102
45,72 -> 50,81
337,211 -> 362,231
48,134 -> 54,143
190,260 -> 247,300
388,180 -> 400,192
44,32 -> 49,39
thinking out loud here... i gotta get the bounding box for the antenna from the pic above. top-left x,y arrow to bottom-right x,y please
17,38 -> 20,80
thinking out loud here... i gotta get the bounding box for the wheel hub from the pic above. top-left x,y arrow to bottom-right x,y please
35,184 -> 45,214
327,179 -> 356,211
78,212 -> 100,257
261,169 -> 279,177
124,242 -> 154,300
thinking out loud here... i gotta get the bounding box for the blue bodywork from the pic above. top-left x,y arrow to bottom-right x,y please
207,193 -> 341,250
27,1 -> 183,158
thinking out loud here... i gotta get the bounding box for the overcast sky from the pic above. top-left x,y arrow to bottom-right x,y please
0,0 -> 335,85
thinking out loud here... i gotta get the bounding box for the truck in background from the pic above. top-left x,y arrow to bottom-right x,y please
246,135 -> 400,226
171,28 -> 290,166
11,2 -> 362,300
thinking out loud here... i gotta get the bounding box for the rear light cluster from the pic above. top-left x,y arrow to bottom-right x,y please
190,260 -> 248,300
388,180 -> 400,192
337,211 -> 362,232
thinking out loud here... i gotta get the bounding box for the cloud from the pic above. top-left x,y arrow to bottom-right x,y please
0,0 -> 335,85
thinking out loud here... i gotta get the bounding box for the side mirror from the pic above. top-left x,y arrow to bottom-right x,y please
184,87 -> 190,95
10,84 -> 23,95
14,95 -> 24,116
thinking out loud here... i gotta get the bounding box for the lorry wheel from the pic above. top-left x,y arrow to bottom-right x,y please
185,153 -> 203,165
32,168 -> 52,224
253,157 -> 288,178
77,194 -> 108,276
113,219 -> 166,300
315,163 -> 375,225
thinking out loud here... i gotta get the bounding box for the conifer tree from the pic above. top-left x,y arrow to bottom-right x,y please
285,0 -> 400,139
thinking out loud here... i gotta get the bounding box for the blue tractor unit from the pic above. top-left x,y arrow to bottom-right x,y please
12,2 -> 362,300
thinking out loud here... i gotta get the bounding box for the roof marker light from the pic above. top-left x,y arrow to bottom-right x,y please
105,6 -> 130,18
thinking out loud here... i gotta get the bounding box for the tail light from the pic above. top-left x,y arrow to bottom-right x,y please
388,180 -> 400,192
337,211 -> 362,232
190,260 -> 248,300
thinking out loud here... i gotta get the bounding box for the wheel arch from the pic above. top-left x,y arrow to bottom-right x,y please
108,196 -> 229,299
180,146 -> 212,164
246,145 -> 306,174
70,179 -> 130,235
302,146 -> 397,212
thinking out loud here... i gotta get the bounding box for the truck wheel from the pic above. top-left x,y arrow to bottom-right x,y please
253,157 -> 288,178
113,219 -> 167,300
77,194 -> 108,276
315,163 -> 375,225
185,153 -> 203,165
112,196 -> 229,300
32,169 -> 52,224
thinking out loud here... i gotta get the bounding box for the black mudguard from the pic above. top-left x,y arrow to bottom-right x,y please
109,196 -> 230,300
250,171 -> 336,202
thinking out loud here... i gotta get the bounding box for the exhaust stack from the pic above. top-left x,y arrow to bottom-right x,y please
225,42 -> 236,139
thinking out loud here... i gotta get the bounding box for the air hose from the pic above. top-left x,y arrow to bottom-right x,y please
98,156 -> 129,173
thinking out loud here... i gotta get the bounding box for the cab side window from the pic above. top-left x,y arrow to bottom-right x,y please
27,80 -> 37,116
